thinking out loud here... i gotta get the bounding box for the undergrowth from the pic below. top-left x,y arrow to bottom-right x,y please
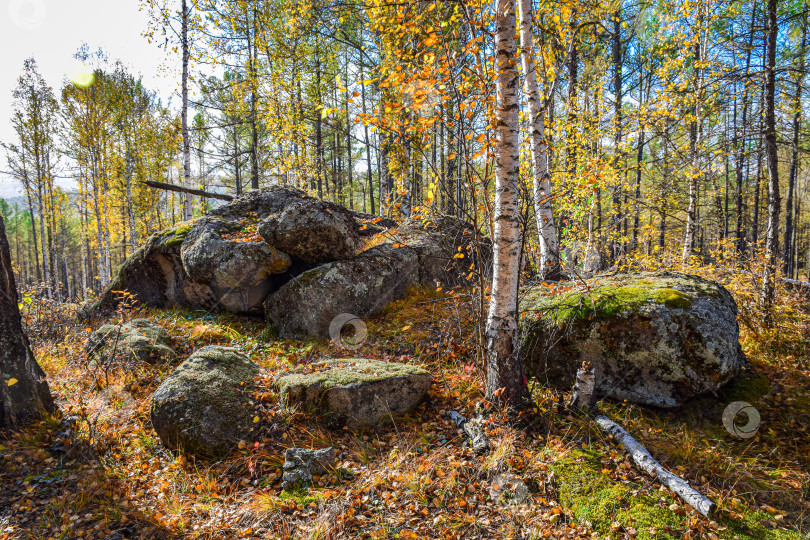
1,258 -> 808,539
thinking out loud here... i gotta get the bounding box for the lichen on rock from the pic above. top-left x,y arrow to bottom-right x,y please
522,271 -> 747,407
87,318 -> 175,365
276,358 -> 431,427
150,346 -> 261,458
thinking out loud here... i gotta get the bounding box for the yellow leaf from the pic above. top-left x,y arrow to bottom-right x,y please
7,378 -> 18,387
253,416 -> 260,423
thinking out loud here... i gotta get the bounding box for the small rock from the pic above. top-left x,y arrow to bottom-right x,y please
86,319 -> 175,365
282,447 -> 336,489
489,473 -> 530,506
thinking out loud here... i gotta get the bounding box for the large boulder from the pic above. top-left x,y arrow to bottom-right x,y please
90,222 -> 217,315
257,197 -> 361,263
264,215 -> 490,338
265,243 -> 419,338
87,318 -> 175,365
521,272 -> 747,407
150,346 -> 260,458
276,359 -> 431,427
181,217 -> 292,313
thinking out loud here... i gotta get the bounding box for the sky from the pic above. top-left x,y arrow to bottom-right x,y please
0,0 -> 179,199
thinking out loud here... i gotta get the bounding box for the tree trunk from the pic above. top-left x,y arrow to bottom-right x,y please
519,0 -> 561,280
0,215 -> 54,430
486,0 -> 529,408
761,0 -> 780,321
785,5 -> 807,277
181,0 -> 193,220
682,39 -> 703,265
611,8 -> 623,265
735,6 -> 757,255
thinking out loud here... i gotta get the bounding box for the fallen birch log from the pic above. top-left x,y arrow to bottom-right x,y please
594,414 -> 716,516
568,363 -> 716,517
446,410 -> 490,453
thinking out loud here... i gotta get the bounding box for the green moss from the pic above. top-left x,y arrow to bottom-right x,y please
276,359 -> 429,396
551,450 -> 803,539
279,487 -> 323,506
551,450 -> 684,539
157,221 -> 194,247
522,273 -> 701,326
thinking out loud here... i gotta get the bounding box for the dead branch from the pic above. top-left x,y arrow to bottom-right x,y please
568,363 -> 716,516
140,180 -> 234,202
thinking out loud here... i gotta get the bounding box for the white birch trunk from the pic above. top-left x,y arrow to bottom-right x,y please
181,0 -> 193,221
485,0 -> 528,406
518,0 -> 561,280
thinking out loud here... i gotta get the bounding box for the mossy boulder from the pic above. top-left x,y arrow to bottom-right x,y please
87,318 -> 175,365
88,221 -> 217,315
276,359 -> 431,427
150,346 -> 260,458
522,272 -> 747,407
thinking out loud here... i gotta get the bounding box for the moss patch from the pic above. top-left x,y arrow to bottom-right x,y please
522,272 -> 705,326
276,358 -> 429,396
551,449 -> 803,539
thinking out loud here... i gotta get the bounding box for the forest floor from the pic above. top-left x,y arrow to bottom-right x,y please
1,278 -> 809,540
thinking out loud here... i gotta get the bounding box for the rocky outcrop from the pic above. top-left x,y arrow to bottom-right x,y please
276,359 -> 431,427
181,217 -> 291,313
87,319 -> 175,365
257,197 -> 360,263
265,215 -> 490,338
521,272 -> 747,407
89,187 -> 490,333
150,346 -> 260,458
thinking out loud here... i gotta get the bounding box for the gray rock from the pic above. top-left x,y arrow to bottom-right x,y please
258,197 -> 361,263
387,215 -> 491,287
89,222 -> 217,315
87,187 -> 399,317
87,318 -> 175,365
264,215 -> 491,338
489,473 -> 530,506
265,243 -> 420,338
521,271 -> 747,407
281,447 -> 336,489
181,216 -> 291,313
150,346 -> 260,458
276,359 -> 431,427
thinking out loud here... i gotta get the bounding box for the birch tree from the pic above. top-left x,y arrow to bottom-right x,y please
485,0 -> 529,407
518,0 -> 561,281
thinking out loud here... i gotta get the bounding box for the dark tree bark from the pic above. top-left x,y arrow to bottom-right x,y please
761,0 -> 780,321
785,5 -> 807,276
0,215 -> 54,430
